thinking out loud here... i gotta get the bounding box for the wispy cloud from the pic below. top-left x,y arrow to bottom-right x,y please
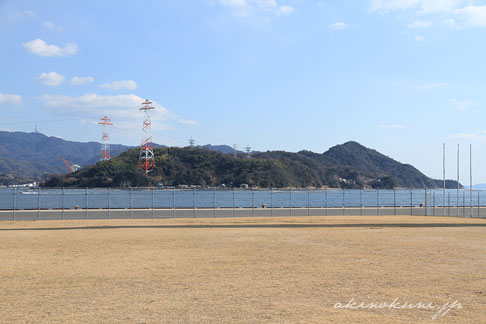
37,72 -> 65,86
8,10 -> 34,20
43,21 -> 62,31
454,5 -> 486,27
369,1 -> 486,29
450,98 -> 475,110
276,5 -> 294,16
416,82 -> 447,89
0,93 -> 23,105
449,130 -> 486,141
100,80 -> 137,91
329,22 -> 348,30
369,0 -> 467,14
217,0 -> 294,17
407,20 -> 433,28
23,39 -> 77,57
415,35 -> 425,41
39,94 -> 174,129
379,124 -> 404,129
70,76 -> 94,85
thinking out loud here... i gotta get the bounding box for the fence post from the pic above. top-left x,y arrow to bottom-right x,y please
463,190 -> 465,218
433,191 -> 435,216
62,187 -> 65,220
13,188 -> 16,221
478,191 -> 480,218
289,189 -> 292,217
393,188 -> 396,216
38,187 -> 40,220
193,188 -> 196,218
325,188 -> 328,216
85,187 -> 88,219
252,188 -> 255,217
130,188 -> 133,219
232,187 -> 235,217
271,188 -> 274,217
360,188 -> 363,216
342,189 -> 345,216
424,189 -> 426,216
213,188 -> 216,218
377,189 -> 380,216
307,188 -> 310,217
448,190 -> 451,216
108,187 -> 111,219
456,190 -> 459,217
410,188 -> 413,216
172,188 -> 175,219
152,187 -> 155,219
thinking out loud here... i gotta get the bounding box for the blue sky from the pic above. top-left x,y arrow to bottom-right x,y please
1,0 -> 486,183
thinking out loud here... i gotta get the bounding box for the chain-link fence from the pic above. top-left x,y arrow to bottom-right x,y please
0,188 -> 485,220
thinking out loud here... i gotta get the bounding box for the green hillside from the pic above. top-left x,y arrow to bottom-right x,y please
41,144 -> 461,189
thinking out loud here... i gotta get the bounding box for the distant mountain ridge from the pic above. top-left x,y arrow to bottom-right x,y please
0,131 -> 256,184
0,131 -> 460,188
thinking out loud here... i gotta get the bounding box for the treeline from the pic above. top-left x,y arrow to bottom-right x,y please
41,143 -> 461,189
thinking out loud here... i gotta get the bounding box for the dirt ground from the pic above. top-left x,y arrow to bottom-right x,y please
0,216 -> 485,324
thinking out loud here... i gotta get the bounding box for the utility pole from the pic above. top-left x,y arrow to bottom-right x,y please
98,116 -> 113,161
470,144 -> 472,216
457,144 -> 460,209
138,99 -> 155,174
443,143 -> 445,215
245,145 -> 252,158
188,136 -> 195,149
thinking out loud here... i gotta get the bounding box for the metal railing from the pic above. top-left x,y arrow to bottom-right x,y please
0,188 -> 485,220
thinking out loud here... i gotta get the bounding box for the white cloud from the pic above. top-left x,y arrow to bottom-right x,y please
276,5 -> 294,16
329,22 -> 348,30
407,20 -> 433,28
37,72 -> 65,86
415,35 -> 425,41
23,39 -> 78,57
39,93 -> 174,124
8,10 -> 34,20
43,21 -> 62,31
454,5 -> 486,26
38,94 -> 197,134
379,124 -> 404,129
369,0 -> 466,14
450,98 -> 474,110
219,0 -> 247,7
450,130 -> 486,141
369,1 -> 486,29
417,82 -> 447,89
217,0 -> 293,16
443,18 -> 457,27
0,93 -> 23,105
70,76 -> 94,85
100,80 -> 137,91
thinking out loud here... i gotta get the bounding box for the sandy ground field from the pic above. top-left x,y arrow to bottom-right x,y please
0,216 -> 485,324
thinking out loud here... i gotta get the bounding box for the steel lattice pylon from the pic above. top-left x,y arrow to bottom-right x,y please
138,99 -> 155,173
98,116 -> 113,161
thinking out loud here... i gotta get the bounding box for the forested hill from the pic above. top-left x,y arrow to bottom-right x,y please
42,143 -> 460,189
0,131 -> 231,185
0,131 -> 132,185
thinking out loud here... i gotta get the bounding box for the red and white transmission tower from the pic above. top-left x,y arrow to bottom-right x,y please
98,116 -> 113,161
138,99 -> 155,173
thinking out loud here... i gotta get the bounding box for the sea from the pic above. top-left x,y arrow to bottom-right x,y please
0,188 -> 482,210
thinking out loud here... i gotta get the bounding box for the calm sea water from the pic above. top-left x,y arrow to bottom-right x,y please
0,188 -> 482,210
